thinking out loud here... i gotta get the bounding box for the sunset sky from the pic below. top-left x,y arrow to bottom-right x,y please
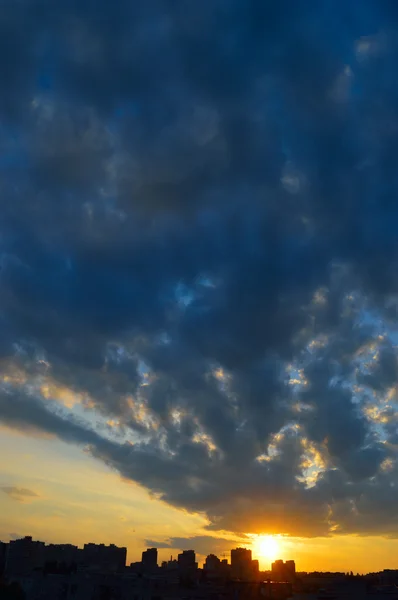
1,0 -> 398,576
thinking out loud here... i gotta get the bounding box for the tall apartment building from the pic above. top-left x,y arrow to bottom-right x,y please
231,548 -> 253,580
142,547 -> 158,571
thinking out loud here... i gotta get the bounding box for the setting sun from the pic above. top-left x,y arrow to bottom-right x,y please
253,535 -> 280,564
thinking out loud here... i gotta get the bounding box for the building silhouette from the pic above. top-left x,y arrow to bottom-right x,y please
231,548 -> 252,580
285,560 -> 296,580
204,554 -> 221,572
0,541 -> 7,576
271,559 -> 296,582
204,553 -> 225,581
45,543 -> 79,569
5,536 -> 46,577
81,543 -> 127,573
177,549 -> 198,583
178,550 -> 197,571
252,559 -> 259,578
142,547 -> 158,571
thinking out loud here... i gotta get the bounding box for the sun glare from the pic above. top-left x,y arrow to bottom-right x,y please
254,535 -> 280,563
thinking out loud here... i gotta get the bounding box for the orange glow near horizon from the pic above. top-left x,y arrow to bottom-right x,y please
2,429 -> 398,575
252,535 -> 281,568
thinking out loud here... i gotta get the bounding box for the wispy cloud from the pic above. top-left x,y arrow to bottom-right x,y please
144,535 -> 248,556
1,486 -> 40,503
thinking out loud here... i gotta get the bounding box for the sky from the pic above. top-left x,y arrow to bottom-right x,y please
1,0 -> 398,575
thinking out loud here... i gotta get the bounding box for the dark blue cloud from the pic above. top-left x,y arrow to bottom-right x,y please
0,0 -> 398,537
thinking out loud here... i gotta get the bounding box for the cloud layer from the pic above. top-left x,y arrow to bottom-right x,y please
0,0 -> 398,538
